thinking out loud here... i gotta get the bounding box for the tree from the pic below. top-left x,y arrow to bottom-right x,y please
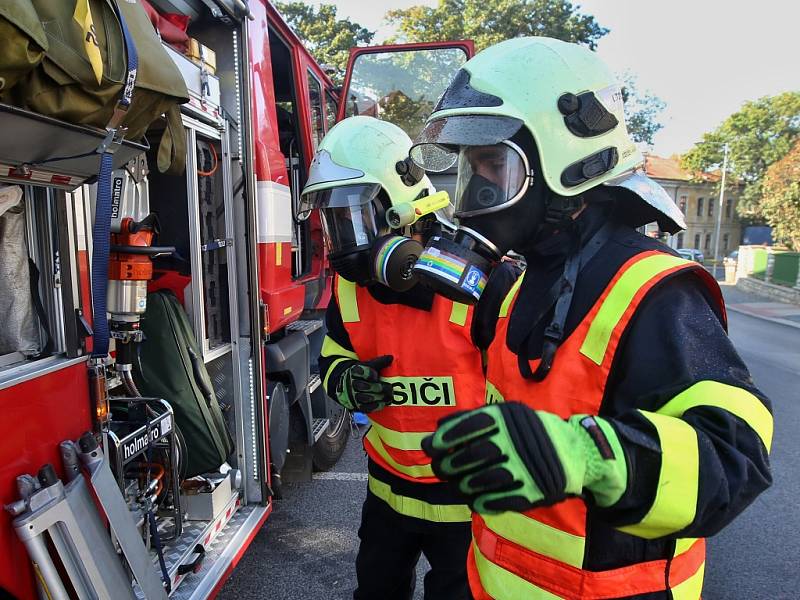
275,2 -> 374,84
681,92 -> 800,216
620,72 -> 666,147
385,0 -> 608,52
761,141 -> 800,250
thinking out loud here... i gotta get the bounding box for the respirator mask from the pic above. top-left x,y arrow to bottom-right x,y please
301,183 -> 450,292
410,140 -> 534,303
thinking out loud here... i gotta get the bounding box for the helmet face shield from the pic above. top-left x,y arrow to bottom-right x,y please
410,115 -> 524,173
453,141 -> 531,218
310,184 -> 386,253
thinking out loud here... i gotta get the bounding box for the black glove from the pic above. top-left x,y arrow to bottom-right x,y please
335,355 -> 395,413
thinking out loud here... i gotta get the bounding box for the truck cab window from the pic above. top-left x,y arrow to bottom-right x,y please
307,71 -> 324,150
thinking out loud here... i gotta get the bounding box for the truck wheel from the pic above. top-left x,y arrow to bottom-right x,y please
312,397 -> 349,471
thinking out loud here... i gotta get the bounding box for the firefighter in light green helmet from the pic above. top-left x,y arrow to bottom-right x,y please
301,116 -> 519,599
408,37 -> 773,600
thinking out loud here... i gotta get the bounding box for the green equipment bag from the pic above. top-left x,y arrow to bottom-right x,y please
0,0 -> 47,96
134,290 -> 234,478
1,0 -> 188,174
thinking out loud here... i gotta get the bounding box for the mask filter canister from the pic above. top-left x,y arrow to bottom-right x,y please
412,228 -> 498,304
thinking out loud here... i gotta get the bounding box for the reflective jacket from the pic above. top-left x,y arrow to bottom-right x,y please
472,250 -> 773,600
321,275 -> 489,522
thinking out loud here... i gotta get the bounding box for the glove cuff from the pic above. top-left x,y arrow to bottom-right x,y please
569,415 -> 628,508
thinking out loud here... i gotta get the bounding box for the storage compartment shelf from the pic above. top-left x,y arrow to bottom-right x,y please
0,103 -> 148,190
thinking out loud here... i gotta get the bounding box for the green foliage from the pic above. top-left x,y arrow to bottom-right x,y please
681,92 -> 800,215
620,72 -> 666,146
761,141 -> 800,250
275,2 -> 374,84
385,0 -> 608,51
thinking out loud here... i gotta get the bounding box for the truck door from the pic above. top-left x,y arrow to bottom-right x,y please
338,41 -> 475,198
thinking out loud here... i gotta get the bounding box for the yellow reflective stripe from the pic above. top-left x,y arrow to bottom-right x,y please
674,537 -> 698,556
321,335 -> 358,360
365,427 -> 434,478
499,272 -> 525,318
581,254 -> 691,364
449,302 -> 468,326
618,411 -> 699,539
367,419 -> 429,451
368,475 -> 471,523
659,381 -> 773,452
671,561 -> 705,600
322,357 -> 349,393
336,277 -> 359,323
483,512 -> 585,568
473,541 -> 564,599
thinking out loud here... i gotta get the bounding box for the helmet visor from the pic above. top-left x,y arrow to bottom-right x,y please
310,184 -> 385,252
410,115 -> 524,172
453,141 -> 531,218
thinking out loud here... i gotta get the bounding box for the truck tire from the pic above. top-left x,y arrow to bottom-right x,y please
312,396 -> 349,471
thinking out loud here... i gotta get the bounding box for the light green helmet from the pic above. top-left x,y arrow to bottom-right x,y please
411,37 -> 685,232
301,116 -> 432,211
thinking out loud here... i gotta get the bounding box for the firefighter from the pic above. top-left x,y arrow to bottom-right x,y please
300,116 -> 517,600
408,37 -> 773,599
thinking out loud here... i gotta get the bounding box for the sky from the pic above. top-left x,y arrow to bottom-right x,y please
297,0 -> 800,157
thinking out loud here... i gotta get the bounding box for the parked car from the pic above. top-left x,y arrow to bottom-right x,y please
677,248 -> 705,263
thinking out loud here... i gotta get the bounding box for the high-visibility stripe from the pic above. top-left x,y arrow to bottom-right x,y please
449,302 -> 469,326
365,427 -> 434,478
658,380 -> 773,452
321,336 -> 358,360
367,419 -> 430,451
499,273 -> 525,318
336,277 -> 359,323
322,357 -> 349,393
483,512 -> 585,568
472,542 -> 563,600
618,411 -> 699,539
674,537 -> 698,556
275,241 -> 283,266
368,475 -> 471,523
671,561 -> 704,600
581,254 -> 691,364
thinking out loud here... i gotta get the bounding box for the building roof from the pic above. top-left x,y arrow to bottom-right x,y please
643,154 -> 721,183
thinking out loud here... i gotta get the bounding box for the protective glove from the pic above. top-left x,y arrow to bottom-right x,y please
422,402 -> 628,514
335,355 -> 395,413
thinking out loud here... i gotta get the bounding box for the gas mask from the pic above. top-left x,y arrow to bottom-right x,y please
411,139 -> 538,303
307,183 -> 450,292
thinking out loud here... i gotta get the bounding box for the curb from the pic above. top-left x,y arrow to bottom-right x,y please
726,304 -> 800,330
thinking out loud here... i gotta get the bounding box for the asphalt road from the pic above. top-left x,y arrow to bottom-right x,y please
220,285 -> 800,600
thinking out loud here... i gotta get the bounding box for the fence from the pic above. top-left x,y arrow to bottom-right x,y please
736,246 -> 800,289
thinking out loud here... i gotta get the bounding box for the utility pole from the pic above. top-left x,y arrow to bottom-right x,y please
712,143 -> 729,271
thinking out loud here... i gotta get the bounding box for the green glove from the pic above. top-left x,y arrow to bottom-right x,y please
422,402 -> 628,514
335,355 -> 394,413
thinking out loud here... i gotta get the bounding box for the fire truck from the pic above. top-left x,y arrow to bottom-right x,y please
0,1 -> 472,598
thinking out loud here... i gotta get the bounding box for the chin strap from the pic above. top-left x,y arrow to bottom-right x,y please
518,222 -> 614,381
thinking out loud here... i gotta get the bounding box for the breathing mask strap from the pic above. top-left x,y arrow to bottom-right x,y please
517,222 -> 615,381
545,193 -> 585,226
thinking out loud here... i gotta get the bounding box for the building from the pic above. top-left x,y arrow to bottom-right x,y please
643,154 -> 742,259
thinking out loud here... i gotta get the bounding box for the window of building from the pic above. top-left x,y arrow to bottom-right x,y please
676,232 -> 684,247
708,199 -> 714,218
723,233 -> 730,253
725,198 -> 733,219
679,195 -> 687,214
696,197 -> 704,217
704,233 -> 711,251
307,71 -> 324,151
694,233 -> 701,249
